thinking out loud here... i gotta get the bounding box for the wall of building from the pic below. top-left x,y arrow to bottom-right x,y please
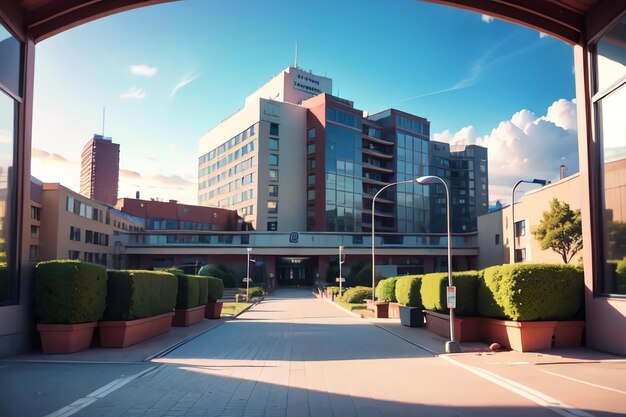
244,66 -> 332,106
477,209 -> 504,269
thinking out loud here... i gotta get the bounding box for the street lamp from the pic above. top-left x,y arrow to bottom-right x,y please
339,245 -> 345,295
246,247 -> 256,300
371,179 -> 419,302
510,179 -> 548,263
416,175 -> 460,354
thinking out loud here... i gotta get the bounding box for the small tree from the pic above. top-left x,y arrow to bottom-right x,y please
532,198 -> 582,264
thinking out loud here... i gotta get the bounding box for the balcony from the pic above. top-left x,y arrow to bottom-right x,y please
363,147 -> 393,159
362,135 -> 394,146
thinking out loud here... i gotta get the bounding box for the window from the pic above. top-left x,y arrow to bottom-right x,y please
269,154 -> 279,166
308,128 -> 316,140
308,144 -> 315,154
308,175 -> 315,185
85,230 -> 93,243
269,185 -> 278,197
514,220 -> 526,237
70,226 -> 81,241
270,123 -> 279,136
68,250 -> 80,260
269,169 -> 278,181
267,221 -> 278,231
267,201 -> 278,213
31,206 -> 40,220
514,248 -> 526,263
269,138 -> 279,151
495,234 -> 500,245
308,189 -> 315,200
308,159 -> 316,170
30,225 -> 39,239
29,245 -> 38,260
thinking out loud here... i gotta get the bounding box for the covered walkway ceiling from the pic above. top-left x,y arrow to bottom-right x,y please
2,0 -> 613,44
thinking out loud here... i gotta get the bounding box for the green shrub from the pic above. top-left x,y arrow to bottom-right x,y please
0,264 -> 8,302
478,264 -> 584,321
197,276 -> 210,305
344,262 -> 371,287
340,286 -> 371,303
326,286 -> 343,296
175,274 -> 201,309
325,261 -> 340,284
104,270 -> 178,321
420,271 -> 480,316
205,276 -> 224,303
395,275 -> 423,308
34,260 -> 107,324
375,277 -> 398,302
155,267 -> 184,275
615,258 -> 626,294
239,286 -> 264,297
198,264 -> 238,288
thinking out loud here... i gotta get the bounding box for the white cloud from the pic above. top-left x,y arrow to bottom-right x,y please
131,64 -> 157,77
120,87 -> 146,100
434,98 -> 579,202
171,72 -> 199,98
539,32 -> 548,39
481,14 -> 494,23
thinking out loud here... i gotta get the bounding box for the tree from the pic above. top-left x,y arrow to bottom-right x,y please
532,198 -> 583,264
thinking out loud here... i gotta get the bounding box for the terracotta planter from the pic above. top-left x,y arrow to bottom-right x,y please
484,318 -> 557,352
399,306 -> 424,327
388,302 -> 400,319
99,312 -> 174,348
173,305 -> 206,327
37,322 -> 97,354
424,311 -> 484,342
553,321 -> 585,348
205,302 -> 223,319
366,300 -> 389,318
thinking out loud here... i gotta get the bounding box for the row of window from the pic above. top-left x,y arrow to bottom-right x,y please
199,124 -> 257,164
326,108 -> 361,129
395,115 -> 430,136
201,156 -> 256,190
69,226 -> 109,246
112,219 -> 142,232
68,250 -> 108,266
199,141 -> 256,178
218,188 -> 254,208
66,196 -> 107,223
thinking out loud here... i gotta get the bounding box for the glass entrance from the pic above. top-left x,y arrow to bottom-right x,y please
277,257 -> 311,286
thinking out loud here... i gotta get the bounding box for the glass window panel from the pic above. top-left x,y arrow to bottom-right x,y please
0,25 -> 22,97
0,91 -> 16,303
595,16 -> 626,94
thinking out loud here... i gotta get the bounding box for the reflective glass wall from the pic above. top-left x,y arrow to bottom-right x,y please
0,22 -> 22,305
594,15 -> 626,295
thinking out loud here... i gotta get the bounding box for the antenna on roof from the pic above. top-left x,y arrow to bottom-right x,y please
294,41 -> 298,68
102,107 -> 106,137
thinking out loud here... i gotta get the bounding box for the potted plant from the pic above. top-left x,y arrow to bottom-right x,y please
204,276 -> 224,319
172,273 -> 205,327
99,270 -> 177,347
34,260 -> 107,354
395,275 -> 424,327
367,277 -> 397,318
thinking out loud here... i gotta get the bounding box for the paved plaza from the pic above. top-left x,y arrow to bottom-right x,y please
1,288 -> 625,417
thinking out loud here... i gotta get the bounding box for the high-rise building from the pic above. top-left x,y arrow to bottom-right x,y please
198,66 -> 488,233
79,134 -> 120,206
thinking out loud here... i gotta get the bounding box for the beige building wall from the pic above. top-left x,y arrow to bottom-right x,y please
477,209 -> 505,269
244,66 -> 332,106
39,183 -> 114,266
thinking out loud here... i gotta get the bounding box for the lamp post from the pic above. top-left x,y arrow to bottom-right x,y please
246,247 -> 255,300
510,179 -> 548,263
371,179 -> 418,302
339,245 -> 344,295
416,175 -> 460,353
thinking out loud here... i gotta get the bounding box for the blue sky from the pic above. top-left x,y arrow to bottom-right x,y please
30,0 -> 578,204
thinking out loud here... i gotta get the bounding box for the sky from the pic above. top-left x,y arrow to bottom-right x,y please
30,0 -> 578,205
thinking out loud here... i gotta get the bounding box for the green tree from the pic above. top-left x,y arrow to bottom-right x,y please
532,198 -> 583,264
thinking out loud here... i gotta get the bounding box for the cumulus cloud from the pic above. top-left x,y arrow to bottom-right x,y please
131,64 -> 157,77
120,168 -> 142,179
31,148 -> 76,166
434,98 -> 579,203
120,87 -> 146,100
170,72 -> 199,98
539,32 -> 548,39
481,14 -> 494,23
150,174 -> 194,187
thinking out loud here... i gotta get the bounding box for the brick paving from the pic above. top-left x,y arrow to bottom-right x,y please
67,288 -> 623,417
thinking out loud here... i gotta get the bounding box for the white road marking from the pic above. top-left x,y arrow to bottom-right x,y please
45,366 -> 157,417
541,369 -> 626,395
441,355 -> 595,417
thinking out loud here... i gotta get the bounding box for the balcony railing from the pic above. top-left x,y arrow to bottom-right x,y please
118,231 -> 478,249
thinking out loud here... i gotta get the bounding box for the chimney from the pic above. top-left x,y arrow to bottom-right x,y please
560,165 -> 567,180
135,191 -> 140,199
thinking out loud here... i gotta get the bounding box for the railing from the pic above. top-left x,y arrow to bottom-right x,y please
118,231 -> 478,249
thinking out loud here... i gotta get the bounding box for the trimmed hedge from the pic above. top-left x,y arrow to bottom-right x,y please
326,286 -> 342,296
421,271 -> 481,316
198,276 -> 210,305
375,277 -> 397,302
615,258 -> 626,294
239,286 -> 264,297
478,264 -> 584,321
340,286 -> 371,304
175,274 -> 201,310
395,275 -> 423,308
205,276 -> 224,303
198,264 -> 238,288
104,270 -> 178,321
34,260 -> 108,324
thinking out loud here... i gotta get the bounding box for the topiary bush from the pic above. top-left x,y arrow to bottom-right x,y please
420,271 -> 481,316
34,260 -> 108,324
478,264 -> 584,321
197,276 -> 210,305
104,270 -> 178,321
175,274 -> 201,310
340,286 -> 371,303
205,276 -> 224,303
375,277 -> 398,302
615,257 -> 626,294
198,264 -> 238,288
395,275 -> 423,308
326,286 -> 343,296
